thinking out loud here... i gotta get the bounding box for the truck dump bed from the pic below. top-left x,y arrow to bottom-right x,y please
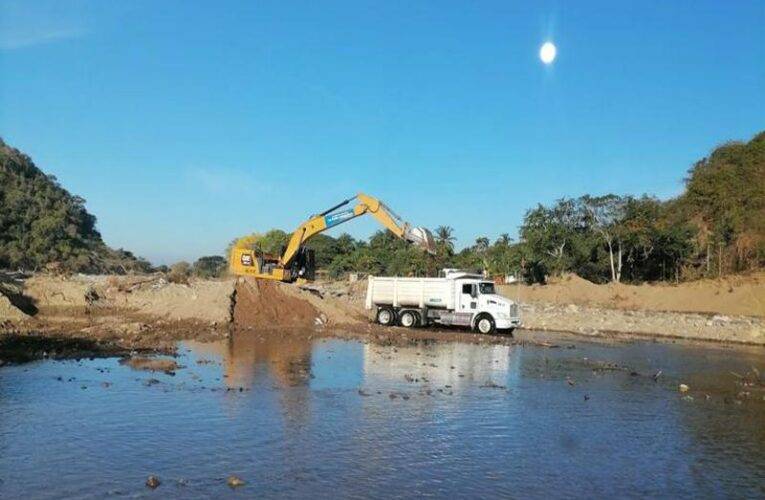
365,276 -> 454,310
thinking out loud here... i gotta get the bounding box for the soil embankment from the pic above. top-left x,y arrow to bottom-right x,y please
498,273 -> 765,345
499,273 -> 765,317
2,271 -> 764,364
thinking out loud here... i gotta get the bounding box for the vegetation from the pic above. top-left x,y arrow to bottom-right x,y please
167,261 -> 191,284
192,255 -> 227,278
3,131 -> 761,284
243,131 -> 763,284
0,139 -> 151,273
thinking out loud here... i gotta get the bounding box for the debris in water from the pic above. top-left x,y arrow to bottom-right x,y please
120,356 -> 179,373
146,475 -> 161,489
358,389 -> 371,396
227,475 -> 246,488
480,381 -> 506,389
679,384 -> 690,393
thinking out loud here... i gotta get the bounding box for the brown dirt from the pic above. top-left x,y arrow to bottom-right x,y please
119,356 -> 179,372
233,278 -> 320,329
499,272 -> 765,318
3,271 -> 764,365
0,293 -> 28,321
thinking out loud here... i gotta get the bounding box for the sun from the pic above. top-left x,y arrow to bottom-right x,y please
540,42 -> 557,64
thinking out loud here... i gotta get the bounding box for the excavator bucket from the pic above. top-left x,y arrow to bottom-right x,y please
404,226 -> 437,255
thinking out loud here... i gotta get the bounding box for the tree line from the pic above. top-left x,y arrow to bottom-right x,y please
2,131 -> 762,283
228,131 -> 763,284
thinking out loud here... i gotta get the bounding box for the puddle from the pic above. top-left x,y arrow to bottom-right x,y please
1,333 -> 763,498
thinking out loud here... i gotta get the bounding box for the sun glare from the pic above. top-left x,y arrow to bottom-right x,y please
540,42 -> 557,64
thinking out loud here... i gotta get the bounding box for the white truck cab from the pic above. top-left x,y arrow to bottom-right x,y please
365,269 -> 521,334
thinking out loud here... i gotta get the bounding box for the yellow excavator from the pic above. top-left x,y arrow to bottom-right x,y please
229,192 -> 436,283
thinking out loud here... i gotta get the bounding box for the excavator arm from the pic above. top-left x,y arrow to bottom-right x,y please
230,192 -> 436,282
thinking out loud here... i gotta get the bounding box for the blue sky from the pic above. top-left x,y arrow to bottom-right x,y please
1,1 -> 763,264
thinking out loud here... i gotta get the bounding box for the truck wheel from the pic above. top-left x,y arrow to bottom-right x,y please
399,310 -> 418,328
474,314 -> 496,334
376,307 -> 395,326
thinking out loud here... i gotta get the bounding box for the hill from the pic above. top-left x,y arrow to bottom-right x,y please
0,139 -> 151,273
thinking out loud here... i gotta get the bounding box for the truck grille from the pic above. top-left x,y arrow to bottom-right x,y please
510,303 -> 519,318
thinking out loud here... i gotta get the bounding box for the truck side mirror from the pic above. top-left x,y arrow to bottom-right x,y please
470,285 -> 477,298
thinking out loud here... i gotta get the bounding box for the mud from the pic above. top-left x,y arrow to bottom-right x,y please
0,333 -> 153,364
232,278 -> 320,329
120,356 -> 180,373
2,272 -> 764,366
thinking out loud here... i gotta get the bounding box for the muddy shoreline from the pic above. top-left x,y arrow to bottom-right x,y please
1,273 -> 763,364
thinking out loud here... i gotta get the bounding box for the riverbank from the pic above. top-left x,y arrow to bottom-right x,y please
1,273 -> 763,364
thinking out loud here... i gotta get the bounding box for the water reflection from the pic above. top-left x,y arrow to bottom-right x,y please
2,334 -> 761,498
188,331 -> 314,388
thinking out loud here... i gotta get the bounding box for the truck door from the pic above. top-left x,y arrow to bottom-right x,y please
459,283 -> 478,311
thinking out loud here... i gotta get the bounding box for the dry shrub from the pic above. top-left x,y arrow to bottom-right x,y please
168,261 -> 191,284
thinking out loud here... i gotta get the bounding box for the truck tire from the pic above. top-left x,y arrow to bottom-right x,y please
474,314 -> 496,334
376,307 -> 396,327
399,310 -> 418,328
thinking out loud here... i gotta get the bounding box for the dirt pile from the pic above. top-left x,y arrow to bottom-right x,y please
0,293 -> 28,321
118,279 -> 234,324
500,272 -> 765,317
22,274 -> 235,324
233,278 -> 321,329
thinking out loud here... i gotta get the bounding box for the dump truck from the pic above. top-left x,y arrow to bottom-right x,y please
365,269 -> 521,334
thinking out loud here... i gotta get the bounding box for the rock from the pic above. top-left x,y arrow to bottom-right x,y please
679,383 -> 690,393
146,475 -> 161,489
227,475 -> 246,488
566,304 -> 579,313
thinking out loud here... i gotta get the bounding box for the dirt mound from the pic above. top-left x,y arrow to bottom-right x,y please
500,272 -> 765,317
233,279 -> 321,329
0,293 -> 28,321
284,284 -> 368,325
119,279 -> 234,324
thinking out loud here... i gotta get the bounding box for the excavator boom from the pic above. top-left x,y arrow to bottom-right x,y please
230,193 -> 436,282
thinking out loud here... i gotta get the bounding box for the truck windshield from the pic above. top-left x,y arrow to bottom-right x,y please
478,282 -> 495,295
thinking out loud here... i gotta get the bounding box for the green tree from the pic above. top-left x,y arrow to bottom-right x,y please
192,255 -> 227,278
434,226 -> 456,250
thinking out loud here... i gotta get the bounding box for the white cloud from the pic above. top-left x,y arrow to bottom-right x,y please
0,0 -> 86,50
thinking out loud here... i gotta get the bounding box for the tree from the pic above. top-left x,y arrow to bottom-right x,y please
192,255 -> 227,278
583,195 -> 628,283
434,226 -> 456,250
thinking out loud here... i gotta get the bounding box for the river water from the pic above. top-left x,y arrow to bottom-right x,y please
1,332 -> 763,499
